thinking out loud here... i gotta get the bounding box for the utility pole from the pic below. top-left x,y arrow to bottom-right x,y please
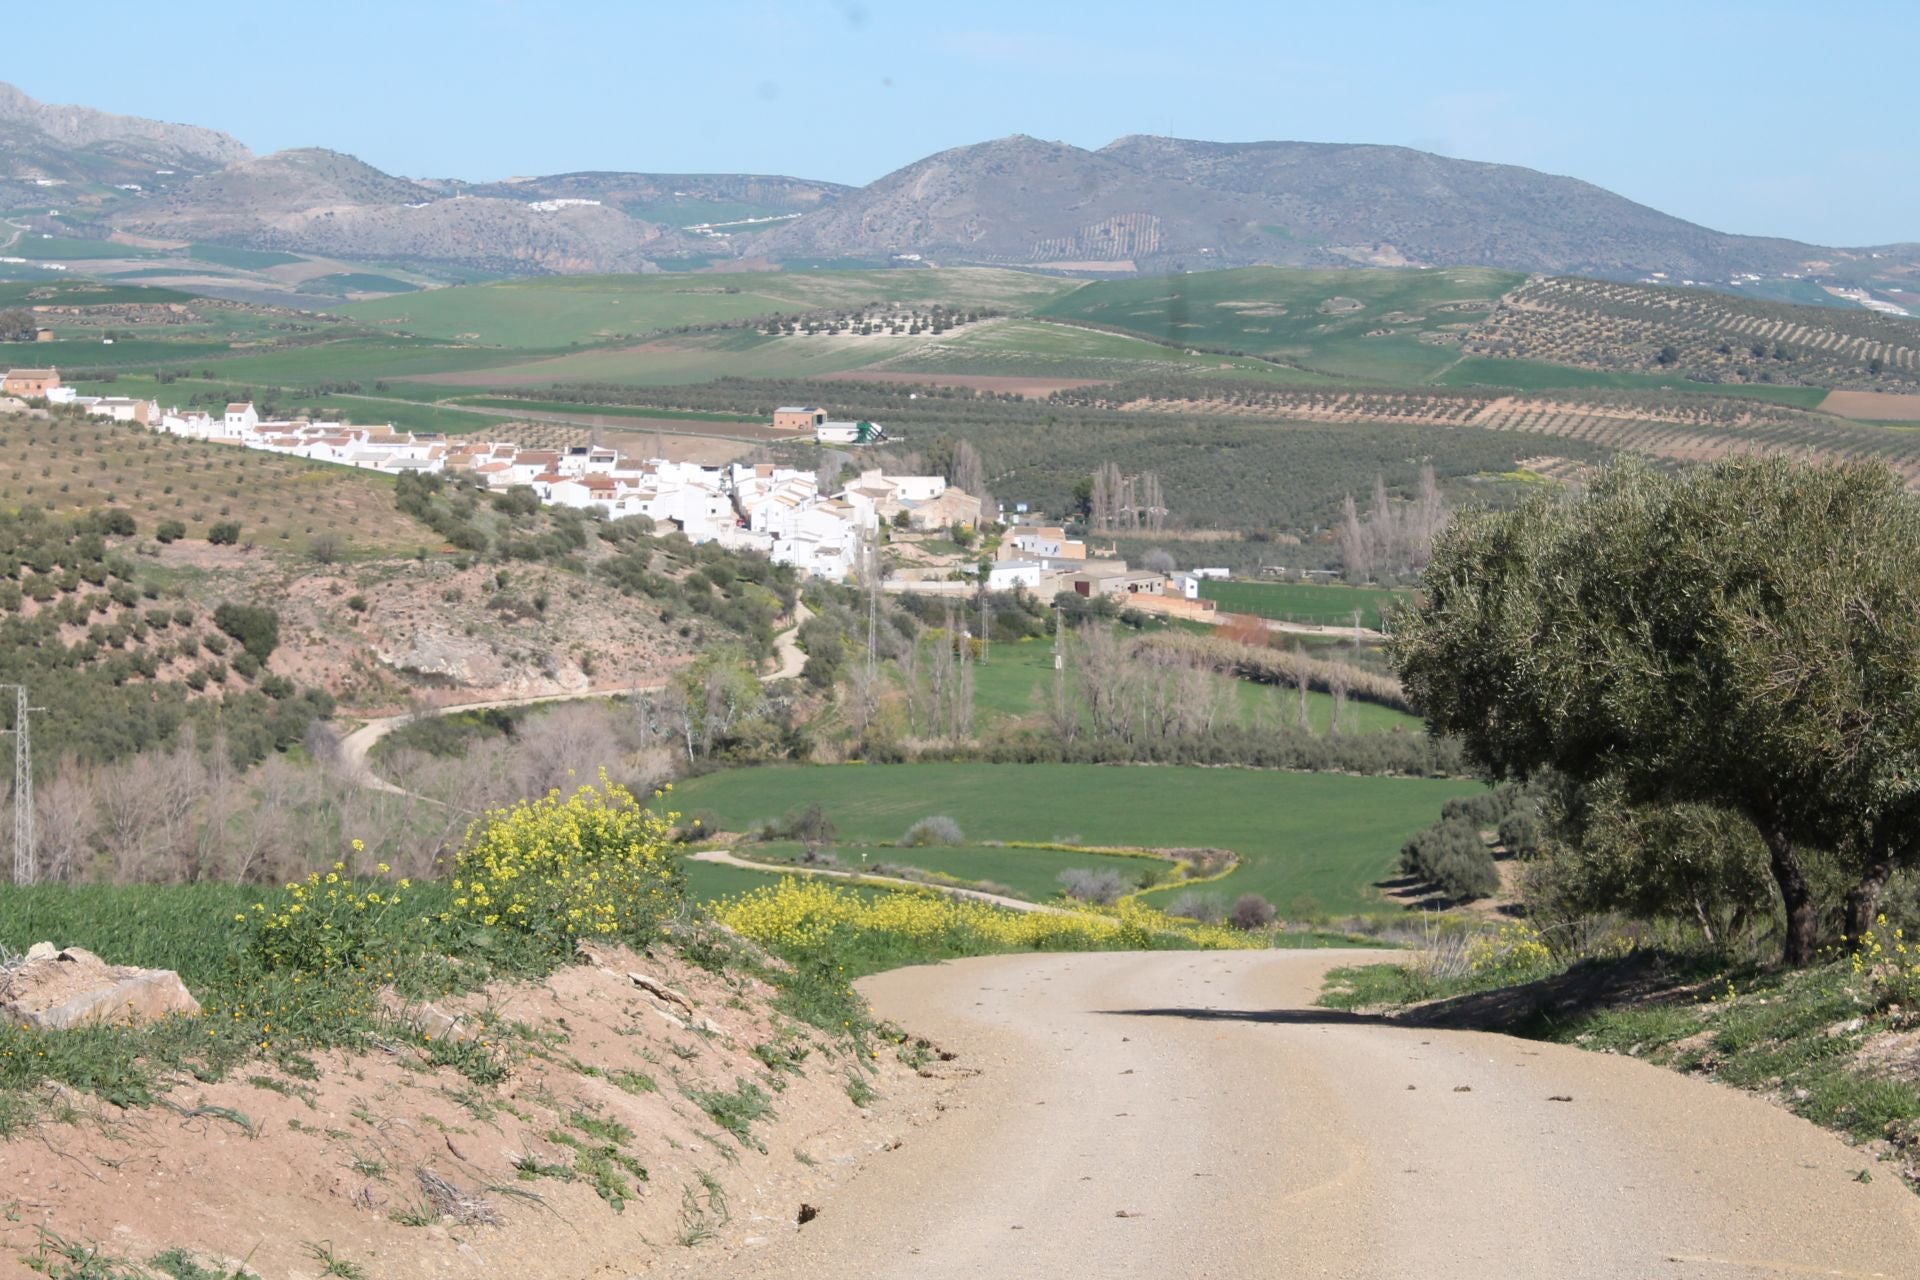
2,684 -> 45,885
864,525 -> 879,683
977,577 -> 991,666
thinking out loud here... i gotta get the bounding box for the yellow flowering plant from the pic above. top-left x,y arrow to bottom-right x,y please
712,877 -> 1252,959
1464,921 -> 1557,984
1849,917 -> 1920,1015
243,842 -> 411,975
450,771 -> 683,953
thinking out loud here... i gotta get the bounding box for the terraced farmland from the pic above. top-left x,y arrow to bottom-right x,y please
1035,265 -> 1523,380
0,411 -> 434,554
1464,276 -> 1920,390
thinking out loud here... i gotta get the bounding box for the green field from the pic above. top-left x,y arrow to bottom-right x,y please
340,268 -> 1081,348
6,235 -> 159,261
1436,355 -> 1834,406
297,272 -> 421,296
1037,266 -> 1525,382
667,763 -> 1481,914
1198,581 -> 1412,628
434,329 -> 901,387
448,396 -> 761,423
872,316 -> 1339,384
972,637 -> 1419,734
188,243 -> 307,270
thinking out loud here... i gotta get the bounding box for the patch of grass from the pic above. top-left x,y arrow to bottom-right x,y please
300,1241 -> 364,1280
608,1068 -> 658,1096
675,1171 -> 730,1247
844,1073 -> 877,1108
544,1110 -> 649,1210
1197,580 -> 1411,629
148,1248 -> 259,1280
685,1078 -> 774,1152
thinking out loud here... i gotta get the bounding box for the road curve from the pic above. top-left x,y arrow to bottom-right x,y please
689,950 -> 1920,1280
686,848 -> 1069,914
336,603 -> 810,792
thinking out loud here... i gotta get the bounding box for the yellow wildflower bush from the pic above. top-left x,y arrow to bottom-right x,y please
1850,918 -> 1920,1014
451,772 -> 682,952
1465,921 -> 1556,983
244,841 -> 412,974
712,878 -> 1252,958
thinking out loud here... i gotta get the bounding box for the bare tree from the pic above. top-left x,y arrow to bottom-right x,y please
950,439 -> 986,499
513,702 -> 624,796
34,765 -> 97,884
1077,624 -> 1135,741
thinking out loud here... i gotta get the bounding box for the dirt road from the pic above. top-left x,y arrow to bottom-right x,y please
686,848 -> 1068,914
690,950 -> 1920,1279
337,604 -> 809,793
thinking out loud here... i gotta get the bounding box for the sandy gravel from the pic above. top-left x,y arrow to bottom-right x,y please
684,950 -> 1920,1279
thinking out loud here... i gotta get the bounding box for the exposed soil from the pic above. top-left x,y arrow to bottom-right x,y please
156,547 -> 707,715
0,943 -> 946,1280
1821,389 -> 1920,421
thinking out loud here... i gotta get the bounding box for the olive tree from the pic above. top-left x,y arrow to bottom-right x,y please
1391,458 -> 1920,964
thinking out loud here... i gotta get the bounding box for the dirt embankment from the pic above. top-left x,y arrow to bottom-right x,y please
161,548 -> 708,715
1,944 -> 947,1279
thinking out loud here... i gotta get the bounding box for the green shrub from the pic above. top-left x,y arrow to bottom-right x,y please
213,602 -> 279,661
1400,816 -> 1499,900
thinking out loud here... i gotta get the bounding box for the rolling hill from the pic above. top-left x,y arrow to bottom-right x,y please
4,78 -> 1914,303
751,134 -> 1916,284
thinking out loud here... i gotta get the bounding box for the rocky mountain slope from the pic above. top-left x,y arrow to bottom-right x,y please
750,133 -> 1901,280
0,82 -> 251,207
6,80 -> 1913,283
114,148 -> 705,274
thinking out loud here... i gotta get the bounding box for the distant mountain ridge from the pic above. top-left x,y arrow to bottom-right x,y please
0,82 -> 252,202
1,81 -> 1913,288
749,133 -> 1872,280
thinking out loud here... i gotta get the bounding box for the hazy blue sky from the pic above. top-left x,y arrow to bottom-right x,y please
15,1 -> 1915,245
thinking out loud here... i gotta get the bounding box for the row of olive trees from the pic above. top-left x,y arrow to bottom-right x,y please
1393,457 -> 1920,964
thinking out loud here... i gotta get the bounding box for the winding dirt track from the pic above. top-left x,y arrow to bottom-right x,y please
335,604 -> 809,794
696,950 -> 1920,1279
685,848 -> 1068,914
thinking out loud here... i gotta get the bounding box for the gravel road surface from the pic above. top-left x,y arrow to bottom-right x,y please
692,950 -> 1920,1279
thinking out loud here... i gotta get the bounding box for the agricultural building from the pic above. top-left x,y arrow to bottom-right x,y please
816,419 -> 888,445
2,367 -> 59,397
773,405 -> 828,433
987,560 -> 1045,590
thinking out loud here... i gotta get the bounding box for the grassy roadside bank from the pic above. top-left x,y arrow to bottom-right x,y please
1318,935 -> 1920,1188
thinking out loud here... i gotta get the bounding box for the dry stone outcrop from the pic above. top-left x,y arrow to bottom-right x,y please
0,943 -> 201,1030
